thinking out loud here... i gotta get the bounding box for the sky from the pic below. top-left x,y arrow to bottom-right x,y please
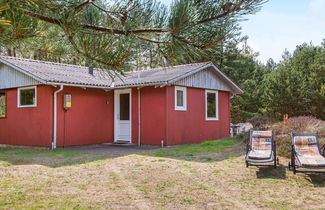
161,0 -> 325,63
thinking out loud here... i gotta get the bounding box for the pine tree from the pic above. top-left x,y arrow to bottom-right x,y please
0,0 -> 266,73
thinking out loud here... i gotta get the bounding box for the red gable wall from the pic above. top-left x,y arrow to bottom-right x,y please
165,86 -> 231,145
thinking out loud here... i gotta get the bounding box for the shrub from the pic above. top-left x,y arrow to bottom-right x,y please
247,116 -> 276,129
269,116 -> 325,157
236,132 -> 250,144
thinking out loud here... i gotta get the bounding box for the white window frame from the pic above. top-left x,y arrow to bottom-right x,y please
205,90 -> 218,121
18,86 -> 37,108
175,86 -> 187,111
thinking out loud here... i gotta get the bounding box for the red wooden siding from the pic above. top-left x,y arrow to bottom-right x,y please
0,85 -> 53,147
165,86 -> 230,145
0,85 -> 231,147
56,86 -> 114,146
137,86 -> 167,145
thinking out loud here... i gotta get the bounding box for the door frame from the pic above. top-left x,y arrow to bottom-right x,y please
114,88 -> 132,143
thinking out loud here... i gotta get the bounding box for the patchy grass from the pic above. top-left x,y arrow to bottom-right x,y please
0,147 -> 107,167
0,139 -> 325,209
153,137 -> 241,157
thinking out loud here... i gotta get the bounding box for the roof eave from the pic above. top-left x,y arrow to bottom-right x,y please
114,82 -> 167,89
47,82 -> 114,89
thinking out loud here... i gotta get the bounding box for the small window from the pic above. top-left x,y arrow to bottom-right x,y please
175,86 -> 187,111
18,86 -> 37,108
206,90 -> 218,120
0,93 -> 6,118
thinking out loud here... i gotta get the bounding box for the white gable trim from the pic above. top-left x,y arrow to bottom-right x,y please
209,64 -> 244,94
173,68 -> 231,92
168,63 -> 211,84
168,63 -> 244,94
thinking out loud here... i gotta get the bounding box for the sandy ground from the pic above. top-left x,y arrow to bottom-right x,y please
0,143 -> 325,209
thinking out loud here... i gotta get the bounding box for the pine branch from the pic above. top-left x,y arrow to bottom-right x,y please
18,8 -> 61,25
196,0 -> 247,24
83,24 -> 169,35
136,36 -> 171,44
200,36 -> 225,49
90,2 -> 120,22
18,8 -> 170,35
64,22 -> 120,68
75,0 -> 98,13
174,35 -> 225,49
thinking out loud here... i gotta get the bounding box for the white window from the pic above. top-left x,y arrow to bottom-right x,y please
175,86 -> 187,111
18,86 -> 37,108
205,90 -> 218,120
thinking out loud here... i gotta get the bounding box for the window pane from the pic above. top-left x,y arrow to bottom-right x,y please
207,92 -> 216,118
0,93 -> 5,117
119,93 -> 130,120
20,88 -> 36,106
176,90 -> 184,107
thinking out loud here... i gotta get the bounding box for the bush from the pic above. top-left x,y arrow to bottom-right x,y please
236,132 -> 249,144
269,116 -> 325,157
247,116 -> 276,129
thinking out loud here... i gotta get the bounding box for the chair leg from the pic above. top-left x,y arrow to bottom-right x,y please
288,161 -> 291,170
274,159 -> 277,168
293,162 -> 296,174
246,161 -> 249,168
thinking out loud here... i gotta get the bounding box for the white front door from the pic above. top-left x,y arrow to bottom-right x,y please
114,89 -> 132,143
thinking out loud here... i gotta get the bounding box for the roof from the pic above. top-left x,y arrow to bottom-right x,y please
0,56 -> 243,94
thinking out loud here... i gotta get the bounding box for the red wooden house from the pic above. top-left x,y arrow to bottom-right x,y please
0,56 -> 243,148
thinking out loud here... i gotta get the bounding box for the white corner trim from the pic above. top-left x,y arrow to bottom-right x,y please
17,86 -> 37,108
205,89 -> 219,121
174,86 -> 187,111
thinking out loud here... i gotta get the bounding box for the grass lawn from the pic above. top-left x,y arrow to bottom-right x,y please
1,137 -> 325,209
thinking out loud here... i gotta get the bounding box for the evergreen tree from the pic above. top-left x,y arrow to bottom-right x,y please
262,43 -> 325,120
0,0 -> 266,73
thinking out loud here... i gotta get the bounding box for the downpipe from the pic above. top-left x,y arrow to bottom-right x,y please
137,87 -> 141,147
52,85 -> 64,150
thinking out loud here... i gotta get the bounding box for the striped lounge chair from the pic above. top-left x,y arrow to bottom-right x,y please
288,132 -> 325,174
245,130 -> 278,168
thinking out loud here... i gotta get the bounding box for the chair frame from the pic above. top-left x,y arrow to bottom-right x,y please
321,144 -> 325,157
245,130 -> 279,168
288,132 -> 325,174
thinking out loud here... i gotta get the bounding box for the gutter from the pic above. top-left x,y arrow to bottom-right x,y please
52,85 -> 64,149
